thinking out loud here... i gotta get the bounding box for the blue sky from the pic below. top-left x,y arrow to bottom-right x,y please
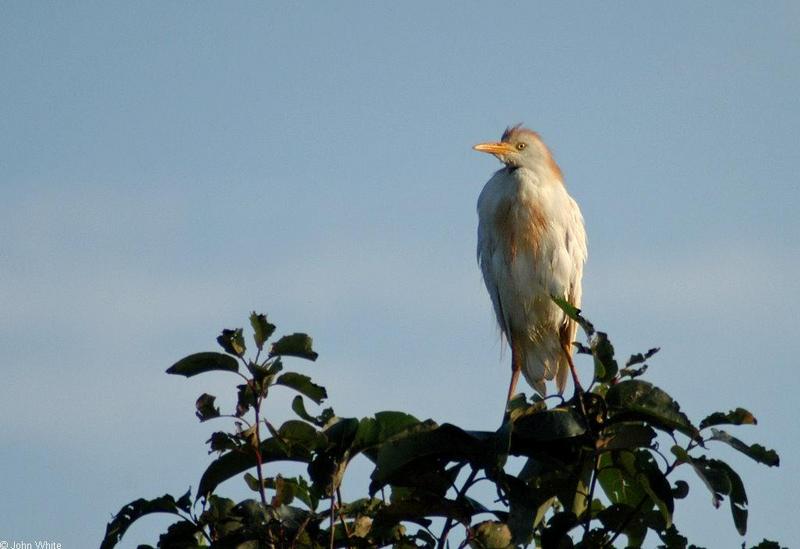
1,2 -> 798,547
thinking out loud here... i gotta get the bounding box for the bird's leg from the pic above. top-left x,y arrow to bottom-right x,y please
506,338 -> 523,403
562,342 -> 583,396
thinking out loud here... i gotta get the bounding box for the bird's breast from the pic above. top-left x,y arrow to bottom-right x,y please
478,168 -> 586,297
492,192 -> 548,263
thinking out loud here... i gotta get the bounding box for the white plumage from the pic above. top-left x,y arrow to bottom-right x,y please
474,125 -> 587,399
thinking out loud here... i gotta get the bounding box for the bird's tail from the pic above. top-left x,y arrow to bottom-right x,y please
519,334 -> 569,397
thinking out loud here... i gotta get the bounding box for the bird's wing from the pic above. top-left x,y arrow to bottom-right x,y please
477,217 -> 511,339
556,200 -> 587,393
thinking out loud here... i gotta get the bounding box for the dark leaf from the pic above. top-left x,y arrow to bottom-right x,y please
158,520 -> 202,547
249,312 -> 276,351
748,541 -> 786,549
235,383 -> 257,417
656,524 -> 690,548
634,450 -> 674,528
688,456 -> 730,508
625,347 -> 660,367
692,457 -> 747,536
715,460 -> 748,536
195,393 -> 220,422
369,423 -> 490,494
206,431 -> 243,454
275,372 -> 327,404
541,511 -> 578,549
596,422 -> 656,451
672,480 -> 690,499
100,492 -> 191,549
269,333 -> 319,361
217,328 -> 246,357
591,331 -> 618,383
606,380 -> 699,439
245,360 -> 271,384
699,407 -> 758,430
512,406 -> 587,443
708,429 -> 780,467
166,352 -> 239,377
686,456 -> 749,535
597,504 -> 647,547
618,364 -> 649,380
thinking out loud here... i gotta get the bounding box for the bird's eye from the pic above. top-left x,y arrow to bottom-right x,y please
516,142 -> 527,151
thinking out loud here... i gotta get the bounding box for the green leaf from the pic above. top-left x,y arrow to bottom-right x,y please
708,429 -> 780,467
276,419 -> 327,453
269,333 -> 319,361
551,295 -> 595,337
670,444 -> 692,464
597,451 -> 648,508
197,437 -> 314,497
275,372 -> 327,404
291,395 -> 335,427
469,521 -> 514,549
699,407 -> 758,429
606,380 -> 699,439
249,312 -> 276,351
195,393 -> 220,422
166,352 -> 239,377
217,328 -> 246,356
100,491 -> 192,549
352,411 -> 422,455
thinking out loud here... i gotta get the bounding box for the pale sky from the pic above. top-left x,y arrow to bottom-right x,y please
1,3 -> 798,547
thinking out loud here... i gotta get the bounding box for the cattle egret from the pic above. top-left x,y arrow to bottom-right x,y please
474,125 -> 587,401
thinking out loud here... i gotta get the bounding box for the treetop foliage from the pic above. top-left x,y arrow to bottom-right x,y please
101,306 -> 782,548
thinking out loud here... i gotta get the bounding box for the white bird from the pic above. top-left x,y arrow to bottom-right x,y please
474,125 -> 587,401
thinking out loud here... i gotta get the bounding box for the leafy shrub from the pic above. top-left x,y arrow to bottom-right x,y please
101,306 -> 782,548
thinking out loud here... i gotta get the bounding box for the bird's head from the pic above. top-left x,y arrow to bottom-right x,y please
473,124 -> 562,178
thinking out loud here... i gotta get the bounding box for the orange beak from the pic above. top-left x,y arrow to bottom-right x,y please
473,141 -> 516,156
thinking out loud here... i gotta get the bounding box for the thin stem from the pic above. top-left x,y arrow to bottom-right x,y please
329,492 -> 336,549
437,466 -> 479,549
290,514 -> 312,549
582,453 -> 601,537
336,487 -> 352,544
252,389 -> 268,507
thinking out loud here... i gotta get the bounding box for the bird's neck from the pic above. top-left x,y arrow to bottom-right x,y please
506,164 -> 563,187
